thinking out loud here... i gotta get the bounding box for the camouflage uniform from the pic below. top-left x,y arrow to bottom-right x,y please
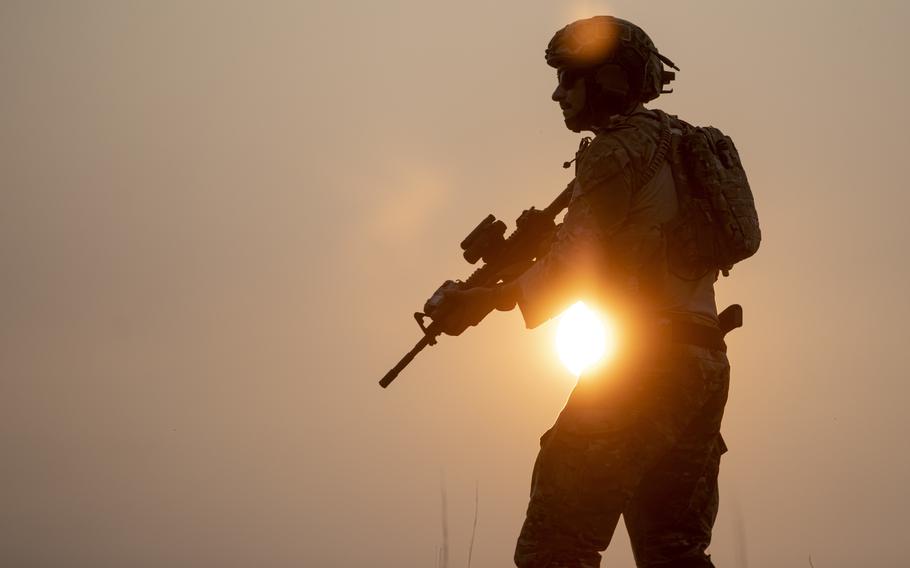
512,104 -> 730,567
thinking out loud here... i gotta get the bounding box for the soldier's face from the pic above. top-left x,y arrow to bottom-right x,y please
553,70 -> 588,131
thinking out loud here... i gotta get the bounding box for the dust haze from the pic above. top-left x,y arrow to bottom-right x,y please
2,1 -> 908,566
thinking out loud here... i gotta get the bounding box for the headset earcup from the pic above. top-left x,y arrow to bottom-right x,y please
594,64 -> 631,98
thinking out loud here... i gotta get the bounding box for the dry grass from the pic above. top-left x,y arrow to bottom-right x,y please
435,478 -> 479,568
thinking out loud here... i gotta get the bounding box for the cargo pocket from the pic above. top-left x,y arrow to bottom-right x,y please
678,434 -> 725,531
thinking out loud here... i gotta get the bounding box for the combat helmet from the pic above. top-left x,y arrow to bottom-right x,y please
546,16 -> 678,103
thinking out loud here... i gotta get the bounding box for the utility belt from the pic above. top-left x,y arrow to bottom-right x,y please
652,319 -> 727,352
635,304 -> 742,354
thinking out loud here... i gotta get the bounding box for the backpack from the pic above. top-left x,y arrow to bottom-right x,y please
658,112 -> 761,279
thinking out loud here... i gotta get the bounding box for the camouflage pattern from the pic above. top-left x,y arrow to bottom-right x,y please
513,19 -> 732,563
514,343 -> 729,568
513,107 -> 727,565
546,16 -> 674,103
516,106 -> 719,330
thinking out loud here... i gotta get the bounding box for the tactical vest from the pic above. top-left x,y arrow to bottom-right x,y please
655,112 -> 761,279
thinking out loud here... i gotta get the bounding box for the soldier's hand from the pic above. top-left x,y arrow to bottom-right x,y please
431,287 -> 497,336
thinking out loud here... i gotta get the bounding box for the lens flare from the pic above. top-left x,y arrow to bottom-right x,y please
555,301 -> 615,377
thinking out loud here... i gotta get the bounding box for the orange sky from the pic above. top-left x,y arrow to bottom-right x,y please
3,1 -> 909,567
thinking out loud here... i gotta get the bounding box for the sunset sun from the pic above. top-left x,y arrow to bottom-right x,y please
555,301 -> 616,377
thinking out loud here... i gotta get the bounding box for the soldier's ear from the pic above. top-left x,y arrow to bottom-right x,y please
593,64 -> 631,98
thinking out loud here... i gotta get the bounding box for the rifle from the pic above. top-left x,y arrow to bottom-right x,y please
378,181 -> 575,388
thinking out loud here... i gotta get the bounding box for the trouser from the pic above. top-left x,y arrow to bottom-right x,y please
514,343 -> 730,568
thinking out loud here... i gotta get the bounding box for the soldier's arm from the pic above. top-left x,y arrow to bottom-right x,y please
508,136 -> 636,328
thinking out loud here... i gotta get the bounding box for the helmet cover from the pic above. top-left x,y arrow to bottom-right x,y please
546,16 -> 675,103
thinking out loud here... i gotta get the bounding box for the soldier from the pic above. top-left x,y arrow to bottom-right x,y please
432,15 -> 755,568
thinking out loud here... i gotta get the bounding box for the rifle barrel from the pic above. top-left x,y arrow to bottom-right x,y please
379,331 -> 439,388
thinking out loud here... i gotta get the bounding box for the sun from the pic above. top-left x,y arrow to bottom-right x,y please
555,301 -> 615,377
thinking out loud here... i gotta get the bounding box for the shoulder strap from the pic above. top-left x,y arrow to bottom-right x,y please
636,110 -> 673,190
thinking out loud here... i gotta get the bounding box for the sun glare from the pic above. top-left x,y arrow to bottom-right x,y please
555,301 -> 615,377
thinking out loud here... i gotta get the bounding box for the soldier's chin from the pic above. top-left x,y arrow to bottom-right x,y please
563,114 -> 591,133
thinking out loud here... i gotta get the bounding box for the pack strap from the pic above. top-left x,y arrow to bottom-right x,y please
637,110 -> 673,190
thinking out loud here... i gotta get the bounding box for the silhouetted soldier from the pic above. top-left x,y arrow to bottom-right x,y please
431,16 -> 759,567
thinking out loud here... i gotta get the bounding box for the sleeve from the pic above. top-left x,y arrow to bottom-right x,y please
515,136 -> 636,328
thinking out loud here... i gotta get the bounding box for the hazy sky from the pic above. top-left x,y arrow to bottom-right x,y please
3,1 -> 909,567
